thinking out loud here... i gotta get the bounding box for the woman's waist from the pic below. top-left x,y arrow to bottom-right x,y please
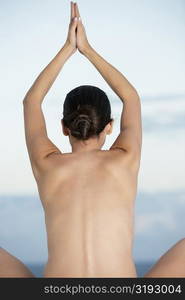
46,226 -> 134,259
43,251 -> 136,277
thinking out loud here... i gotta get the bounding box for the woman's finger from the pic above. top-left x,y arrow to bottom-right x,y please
75,3 -> 81,19
70,1 -> 75,21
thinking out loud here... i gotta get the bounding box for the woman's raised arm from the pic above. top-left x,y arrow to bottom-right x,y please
75,3 -> 142,170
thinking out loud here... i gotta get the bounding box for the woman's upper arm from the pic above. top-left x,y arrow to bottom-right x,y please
109,95 -> 142,171
110,96 -> 142,156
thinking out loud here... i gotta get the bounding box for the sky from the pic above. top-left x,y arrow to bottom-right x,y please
0,0 -> 185,265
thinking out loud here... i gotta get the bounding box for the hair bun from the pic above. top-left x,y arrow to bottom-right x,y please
70,113 -> 94,140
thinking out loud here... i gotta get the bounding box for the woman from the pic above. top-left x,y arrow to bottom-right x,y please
0,2 -> 184,278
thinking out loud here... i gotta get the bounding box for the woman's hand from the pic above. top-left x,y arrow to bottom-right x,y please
64,2 -> 78,54
75,3 -> 91,54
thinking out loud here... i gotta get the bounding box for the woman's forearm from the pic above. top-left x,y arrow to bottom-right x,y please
83,45 -> 139,102
23,42 -> 74,105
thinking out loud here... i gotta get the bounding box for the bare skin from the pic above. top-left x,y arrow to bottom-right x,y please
40,148 -> 138,277
0,248 -> 34,278
1,2 -> 184,278
144,238 -> 185,277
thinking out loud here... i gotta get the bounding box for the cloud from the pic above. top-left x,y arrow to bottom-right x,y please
112,94 -> 185,132
136,212 -> 176,234
0,195 -> 47,264
142,96 -> 185,131
133,190 -> 185,260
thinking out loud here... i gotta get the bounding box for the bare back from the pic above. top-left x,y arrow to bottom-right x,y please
36,149 -> 138,277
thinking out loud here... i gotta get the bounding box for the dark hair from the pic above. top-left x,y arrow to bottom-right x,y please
62,85 -> 114,140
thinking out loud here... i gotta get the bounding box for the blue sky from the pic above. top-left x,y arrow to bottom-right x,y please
0,0 -> 185,264
1,0 -> 185,105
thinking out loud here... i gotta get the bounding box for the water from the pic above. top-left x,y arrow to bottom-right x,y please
28,262 -> 154,277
